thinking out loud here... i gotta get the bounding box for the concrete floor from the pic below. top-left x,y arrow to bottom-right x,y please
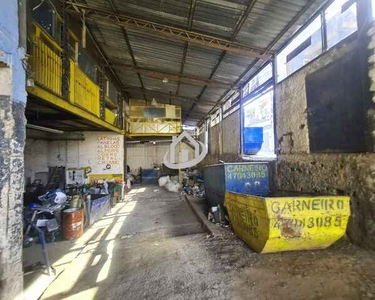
40,185 -> 205,299
23,238 -> 83,300
39,186 -> 375,300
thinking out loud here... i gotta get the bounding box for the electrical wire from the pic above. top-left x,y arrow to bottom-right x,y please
32,0 -> 63,21
32,0 -> 45,11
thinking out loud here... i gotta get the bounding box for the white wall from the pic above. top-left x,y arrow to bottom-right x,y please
25,131 -> 124,184
24,139 -> 49,184
48,132 -> 124,176
127,143 -> 170,172
126,142 -> 194,172
25,131 -> 199,183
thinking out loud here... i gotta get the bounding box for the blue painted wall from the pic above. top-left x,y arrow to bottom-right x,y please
0,0 -> 26,103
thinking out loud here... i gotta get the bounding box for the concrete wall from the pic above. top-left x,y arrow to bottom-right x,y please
222,109 -> 241,156
126,142 -> 194,172
49,132 -> 124,177
25,131 -> 125,184
275,34 -> 375,249
197,31 -> 375,250
24,138 -> 48,183
25,131 -> 203,185
127,143 -> 170,172
368,25 -> 375,148
0,0 -> 27,298
199,109 -> 242,166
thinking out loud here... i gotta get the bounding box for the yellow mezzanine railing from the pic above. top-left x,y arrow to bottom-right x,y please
28,22 -> 121,131
127,99 -> 181,136
128,121 -> 181,136
129,99 -> 181,120
69,61 -> 100,117
30,22 -> 63,97
105,108 -> 117,125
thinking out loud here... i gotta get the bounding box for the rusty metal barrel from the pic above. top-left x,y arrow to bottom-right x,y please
63,208 -> 84,240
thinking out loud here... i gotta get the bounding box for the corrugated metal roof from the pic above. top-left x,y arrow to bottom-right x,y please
200,86 -> 229,102
178,83 -> 203,98
79,0 -> 326,125
192,0 -> 243,38
113,0 -> 190,28
127,29 -> 185,74
183,45 -> 222,79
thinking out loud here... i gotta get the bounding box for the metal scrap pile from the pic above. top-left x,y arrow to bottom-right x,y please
180,168 -> 205,198
207,205 -> 230,226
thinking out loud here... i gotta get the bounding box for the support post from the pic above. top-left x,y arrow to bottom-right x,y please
0,2 -> 27,299
357,0 -> 374,151
117,92 -> 124,129
99,60 -> 106,120
123,92 -> 128,195
60,0 -> 70,100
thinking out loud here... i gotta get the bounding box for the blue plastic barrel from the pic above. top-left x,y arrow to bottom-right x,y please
243,127 -> 263,155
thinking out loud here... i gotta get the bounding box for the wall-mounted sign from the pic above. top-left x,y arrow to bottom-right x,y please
96,136 -> 121,168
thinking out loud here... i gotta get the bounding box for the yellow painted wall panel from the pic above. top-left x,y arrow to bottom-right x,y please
105,108 -> 116,125
32,36 -> 62,97
69,61 -> 100,117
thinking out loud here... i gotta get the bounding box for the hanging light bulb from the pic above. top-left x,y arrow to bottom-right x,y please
151,98 -> 157,106
162,77 -> 169,84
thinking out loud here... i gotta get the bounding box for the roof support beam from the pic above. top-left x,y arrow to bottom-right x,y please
121,86 -> 217,105
197,0 -> 318,126
106,0 -> 147,101
184,0 -> 258,122
176,0 -> 197,96
68,0 -> 123,92
106,63 -> 233,88
65,2 -> 272,59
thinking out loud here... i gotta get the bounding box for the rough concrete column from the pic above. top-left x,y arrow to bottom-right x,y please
0,85 -> 26,300
367,24 -> 375,150
0,0 -> 27,299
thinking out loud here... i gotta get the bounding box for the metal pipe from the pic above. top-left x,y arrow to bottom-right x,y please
125,140 -> 173,144
27,137 -> 84,141
82,9 -> 86,48
26,124 -> 64,134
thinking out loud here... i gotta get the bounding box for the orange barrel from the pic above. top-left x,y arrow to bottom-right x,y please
63,208 -> 84,240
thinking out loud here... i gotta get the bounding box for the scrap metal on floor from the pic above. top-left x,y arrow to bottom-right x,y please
39,186 -> 375,300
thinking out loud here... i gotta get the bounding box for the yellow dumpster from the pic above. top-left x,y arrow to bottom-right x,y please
224,191 -> 350,253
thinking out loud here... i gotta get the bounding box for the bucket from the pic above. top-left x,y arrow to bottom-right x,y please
63,208 -> 84,240
243,127 -> 263,155
70,195 -> 82,208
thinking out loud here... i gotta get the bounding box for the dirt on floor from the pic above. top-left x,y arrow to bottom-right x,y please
40,186 -> 375,300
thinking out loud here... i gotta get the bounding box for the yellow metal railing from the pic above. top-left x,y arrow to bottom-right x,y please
129,102 -> 181,120
29,22 -> 122,130
30,22 -> 62,97
69,61 -> 100,117
128,121 -> 181,135
105,108 -> 117,125
127,99 -> 181,135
